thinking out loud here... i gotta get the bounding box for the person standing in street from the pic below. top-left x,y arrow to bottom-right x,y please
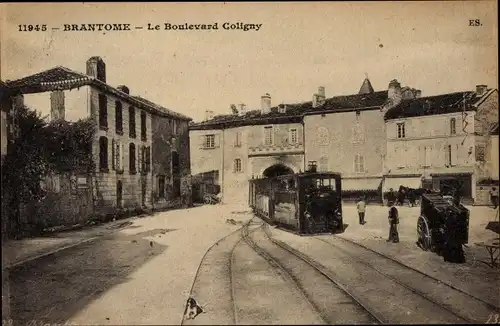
356,197 -> 367,225
490,187 -> 499,209
387,202 -> 400,243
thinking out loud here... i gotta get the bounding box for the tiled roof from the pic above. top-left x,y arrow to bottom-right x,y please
190,90 -> 388,130
5,66 -> 191,121
131,96 -> 191,121
384,91 -> 480,120
5,67 -> 91,89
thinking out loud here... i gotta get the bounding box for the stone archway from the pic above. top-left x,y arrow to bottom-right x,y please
262,164 -> 294,178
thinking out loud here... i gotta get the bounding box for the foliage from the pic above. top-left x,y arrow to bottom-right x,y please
2,105 -> 96,204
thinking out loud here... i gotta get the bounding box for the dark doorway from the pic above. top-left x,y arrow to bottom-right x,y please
117,180 -> 123,208
263,164 -> 294,178
172,151 -> 181,198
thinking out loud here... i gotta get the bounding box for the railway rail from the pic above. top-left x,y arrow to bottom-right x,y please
316,236 -> 499,324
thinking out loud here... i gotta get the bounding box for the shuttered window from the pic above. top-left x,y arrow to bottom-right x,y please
354,154 -> 365,173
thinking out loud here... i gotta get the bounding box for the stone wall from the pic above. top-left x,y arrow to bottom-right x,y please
89,86 -> 153,214
19,173 -> 94,227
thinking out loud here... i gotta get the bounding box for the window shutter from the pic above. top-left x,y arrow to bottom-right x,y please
119,142 -> 124,171
111,139 -> 116,170
444,144 -> 449,165
214,134 -> 220,147
199,135 -> 205,149
146,146 -> 151,172
452,145 -> 458,166
138,146 -> 143,173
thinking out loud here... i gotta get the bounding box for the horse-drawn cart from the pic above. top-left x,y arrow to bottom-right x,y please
417,192 -> 470,262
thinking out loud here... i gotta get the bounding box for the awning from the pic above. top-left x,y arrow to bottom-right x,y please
383,177 -> 422,193
342,178 -> 382,192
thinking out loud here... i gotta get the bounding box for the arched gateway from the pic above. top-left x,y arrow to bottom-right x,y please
262,164 -> 295,178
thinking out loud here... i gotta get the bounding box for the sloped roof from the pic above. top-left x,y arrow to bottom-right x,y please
491,123 -> 499,135
132,96 -> 190,120
190,90 -> 388,130
5,66 -> 191,121
5,66 -> 91,89
384,91 -> 481,120
358,78 -> 375,94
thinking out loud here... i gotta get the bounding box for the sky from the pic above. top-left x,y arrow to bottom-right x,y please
1,1 -> 498,122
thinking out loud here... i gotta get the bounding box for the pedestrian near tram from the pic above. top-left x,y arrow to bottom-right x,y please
387,201 -> 400,243
356,196 -> 367,225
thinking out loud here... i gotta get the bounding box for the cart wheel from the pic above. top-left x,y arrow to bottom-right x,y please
204,196 -> 212,205
417,215 -> 432,251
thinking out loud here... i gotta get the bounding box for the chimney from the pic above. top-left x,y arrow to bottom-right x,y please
117,85 -> 129,94
86,56 -> 106,83
261,93 -> 271,114
312,86 -> 326,108
388,79 -> 402,105
476,84 -> 488,96
238,103 -> 246,116
415,90 -> 422,98
205,110 -> 214,121
50,90 -> 65,121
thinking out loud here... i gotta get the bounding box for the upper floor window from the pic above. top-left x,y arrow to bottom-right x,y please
98,94 -> 108,129
352,123 -> 364,144
141,111 -> 147,141
129,107 -> 136,138
450,118 -> 456,135
111,139 -> 123,172
205,134 -> 215,149
140,145 -> 151,173
172,120 -> 177,134
290,128 -> 298,144
129,142 -> 136,174
235,131 -> 242,147
475,144 -> 486,162
354,154 -> 365,173
99,136 -> 108,171
115,101 -> 123,134
234,158 -> 242,172
446,145 -> 452,166
397,122 -> 406,139
264,126 -> 273,145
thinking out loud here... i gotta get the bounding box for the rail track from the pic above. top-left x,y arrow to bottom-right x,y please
314,235 -> 500,324
242,221 -> 382,324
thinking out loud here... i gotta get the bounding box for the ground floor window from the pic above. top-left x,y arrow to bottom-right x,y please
158,175 -> 165,198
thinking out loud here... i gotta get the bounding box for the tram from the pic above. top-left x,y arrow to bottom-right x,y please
249,169 -> 343,235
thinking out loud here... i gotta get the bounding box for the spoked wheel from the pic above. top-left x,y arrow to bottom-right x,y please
417,215 -> 432,251
204,196 -> 213,205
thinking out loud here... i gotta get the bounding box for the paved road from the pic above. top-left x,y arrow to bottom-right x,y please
8,228 -> 168,324
5,205 -> 252,325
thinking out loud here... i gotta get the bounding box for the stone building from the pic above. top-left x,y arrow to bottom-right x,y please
384,85 -> 499,203
5,56 -> 191,224
190,78 -> 420,204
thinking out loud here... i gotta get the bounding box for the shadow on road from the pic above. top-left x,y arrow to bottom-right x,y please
7,228 -> 173,324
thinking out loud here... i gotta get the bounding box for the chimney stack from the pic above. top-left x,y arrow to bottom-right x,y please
86,56 -> 106,83
312,86 -> 326,108
415,90 -> 422,98
117,85 -> 130,94
238,103 -> 246,116
50,90 -> 65,121
205,110 -> 214,121
476,84 -> 488,96
388,79 -> 402,105
261,93 -> 271,114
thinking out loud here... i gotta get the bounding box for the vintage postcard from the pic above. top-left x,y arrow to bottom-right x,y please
1,1 -> 498,325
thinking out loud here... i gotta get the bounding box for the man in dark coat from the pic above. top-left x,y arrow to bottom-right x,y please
387,202 -> 400,243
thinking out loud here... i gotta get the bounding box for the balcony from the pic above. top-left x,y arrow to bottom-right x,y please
248,142 -> 304,157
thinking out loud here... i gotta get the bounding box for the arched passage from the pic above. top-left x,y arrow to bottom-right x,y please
262,164 -> 294,178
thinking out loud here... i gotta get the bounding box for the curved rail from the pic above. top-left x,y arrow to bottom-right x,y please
180,219 -> 253,325
240,221 -> 329,324
259,224 -> 385,324
332,235 -> 500,312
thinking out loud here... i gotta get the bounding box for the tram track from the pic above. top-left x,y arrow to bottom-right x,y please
243,222 -> 382,324
330,235 -> 500,312
315,236 -> 500,324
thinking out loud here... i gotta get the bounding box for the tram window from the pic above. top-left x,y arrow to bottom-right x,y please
313,177 -> 337,191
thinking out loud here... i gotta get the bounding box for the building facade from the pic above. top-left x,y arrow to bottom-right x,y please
5,57 -> 191,224
190,78 -> 421,204
384,86 -> 499,203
